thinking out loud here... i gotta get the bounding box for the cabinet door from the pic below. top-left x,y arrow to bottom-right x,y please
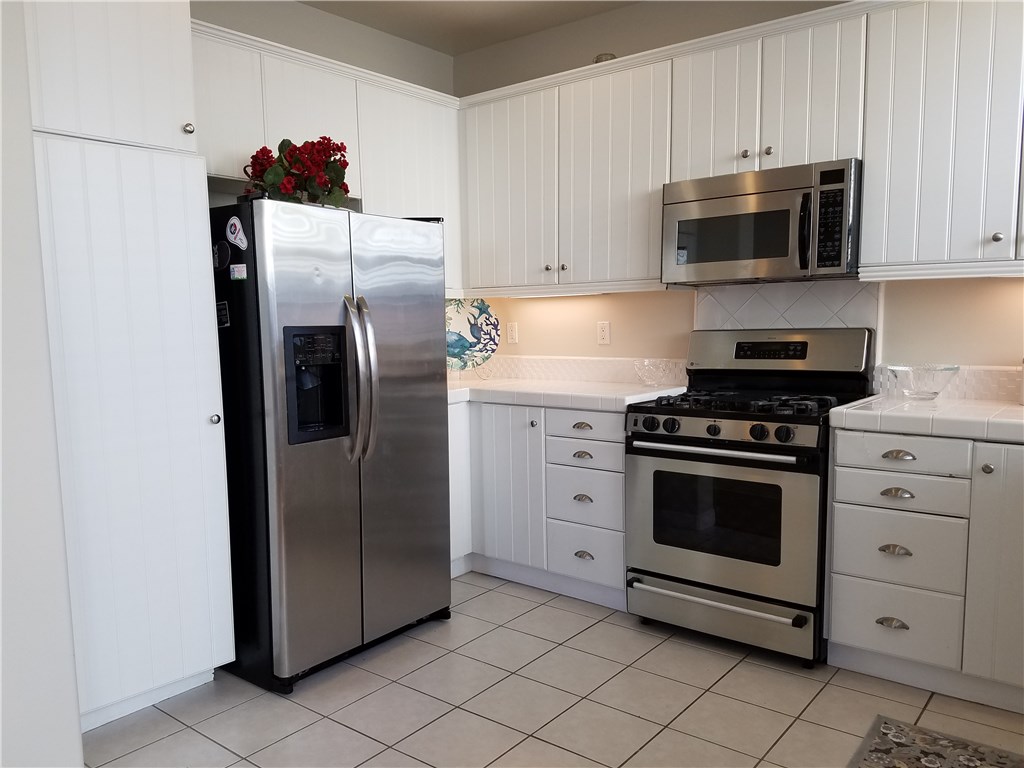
463,90 -> 559,289
262,54 -> 362,197
33,135 -> 233,714
672,39 -> 760,180
192,35 -> 266,179
861,1 -> 1024,268
357,83 -> 462,291
24,1 -> 197,152
963,443 -> 1024,687
760,16 -> 865,170
559,62 -> 671,283
475,405 -> 546,568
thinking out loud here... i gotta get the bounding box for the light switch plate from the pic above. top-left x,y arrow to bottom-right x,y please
507,321 -> 519,344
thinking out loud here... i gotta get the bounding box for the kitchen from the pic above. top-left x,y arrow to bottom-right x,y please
3,1 -> 1023,766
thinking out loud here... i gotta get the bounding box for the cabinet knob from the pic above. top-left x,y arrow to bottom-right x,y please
182,122 -> 196,135
573,493 -> 594,503
881,449 -> 916,461
544,264 -> 553,271
740,149 -> 750,159
878,543 -> 913,557
875,616 -> 910,631
991,232 -> 1005,242
763,145 -> 774,156
530,420 -> 538,427
880,486 -> 915,499
560,264 -> 568,271
572,450 -> 594,460
981,463 -> 995,474
209,414 -> 222,424
573,550 -> 595,561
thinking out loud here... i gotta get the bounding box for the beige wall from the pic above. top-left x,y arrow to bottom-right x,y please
454,1 -> 837,96
880,279 -> 1024,366
190,1 -> 454,93
489,290 -> 695,359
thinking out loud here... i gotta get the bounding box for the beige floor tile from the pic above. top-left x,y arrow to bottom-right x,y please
564,622 -> 665,665
547,595 -> 616,620
192,693 -> 320,757
624,729 -> 757,768
284,663 -> 390,716
356,749 -> 429,767
455,626 -> 557,672
764,720 -> 862,768
588,667 -> 702,725
247,719 -> 385,767
104,729 -> 239,767
518,646 -> 625,697
602,611 -> 674,638
669,692 -> 793,758
453,591 -> 538,624
494,582 -> 558,603
393,708 -> 525,768
828,669 -> 930,708
155,670 -> 264,726
454,572 -> 507,589
505,604 -> 599,643
345,636 -> 447,680
917,711 -> 1024,755
632,638 -> 740,689
463,674 -> 579,733
83,707 -> 186,767
535,699 -> 662,768
451,580 -> 488,606
710,662 -> 824,716
927,694 -> 1024,735
404,612 -> 497,651
330,683 -> 452,745
743,649 -> 838,683
670,627 -> 751,659
398,652 -> 508,705
489,737 -> 602,767
802,685 -> 922,737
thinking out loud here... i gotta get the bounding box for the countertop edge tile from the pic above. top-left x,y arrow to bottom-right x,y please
448,380 -> 684,412
832,396 -> 1024,442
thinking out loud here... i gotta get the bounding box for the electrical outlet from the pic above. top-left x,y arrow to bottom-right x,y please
597,321 -> 611,345
507,321 -> 519,344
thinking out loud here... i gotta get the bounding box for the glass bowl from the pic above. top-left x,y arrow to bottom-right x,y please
635,358 -> 672,387
888,364 -> 960,400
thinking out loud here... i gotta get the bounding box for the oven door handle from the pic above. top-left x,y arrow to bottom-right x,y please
627,577 -> 808,628
630,440 -> 799,465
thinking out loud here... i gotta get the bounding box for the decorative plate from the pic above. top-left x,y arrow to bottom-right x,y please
445,298 -> 500,371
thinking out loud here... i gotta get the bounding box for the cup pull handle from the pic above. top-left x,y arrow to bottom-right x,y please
573,494 -> 594,503
880,487 -> 915,499
878,544 -> 913,557
574,550 -> 595,561
572,421 -> 593,430
572,450 -> 594,460
875,616 -> 910,630
882,449 -> 917,461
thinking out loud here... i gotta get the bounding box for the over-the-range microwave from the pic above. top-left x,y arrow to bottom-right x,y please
662,158 -> 861,286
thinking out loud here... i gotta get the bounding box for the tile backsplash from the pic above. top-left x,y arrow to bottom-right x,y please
449,355 -> 687,385
695,282 -> 879,330
874,365 -> 1023,402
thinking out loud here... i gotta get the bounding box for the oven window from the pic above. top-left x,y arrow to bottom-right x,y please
675,210 -> 790,265
652,470 -> 782,566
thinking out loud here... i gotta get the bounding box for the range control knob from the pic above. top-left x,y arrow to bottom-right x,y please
663,417 -> 681,434
706,424 -> 722,437
774,425 -> 795,443
749,423 -> 770,441
641,416 -> 660,432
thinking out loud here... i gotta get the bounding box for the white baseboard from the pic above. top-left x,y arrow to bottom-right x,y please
467,554 -> 626,612
450,555 -> 474,579
80,670 -> 214,732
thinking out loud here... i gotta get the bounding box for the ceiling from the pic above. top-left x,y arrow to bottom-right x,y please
302,1 -> 638,56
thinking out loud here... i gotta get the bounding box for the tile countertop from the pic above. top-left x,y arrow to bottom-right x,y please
447,378 -> 685,412
831,395 -> 1024,443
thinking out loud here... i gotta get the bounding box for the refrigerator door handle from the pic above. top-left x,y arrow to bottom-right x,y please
343,295 -> 370,463
357,295 -> 381,459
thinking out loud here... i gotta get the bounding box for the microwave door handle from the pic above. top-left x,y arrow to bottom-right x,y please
798,191 -> 812,271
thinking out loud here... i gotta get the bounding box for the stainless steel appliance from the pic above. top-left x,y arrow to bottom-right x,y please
210,199 -> 450,693
625,328 -> 872,661
662,159 -> 861,286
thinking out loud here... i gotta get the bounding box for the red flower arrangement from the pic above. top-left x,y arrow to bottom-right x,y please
245,136 -> 350,207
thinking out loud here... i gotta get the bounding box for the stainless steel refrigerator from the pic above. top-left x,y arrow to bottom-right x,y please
210,199 -> 450,693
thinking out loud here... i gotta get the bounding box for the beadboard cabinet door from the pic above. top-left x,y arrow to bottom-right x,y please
463,89 -> 560,289
559,62 -> 671,284
25,1 -> 197,152
860,1 -> 1024,276
33,134 -> 234,718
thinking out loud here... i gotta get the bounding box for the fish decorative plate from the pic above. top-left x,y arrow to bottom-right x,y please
445,298 -> 500,371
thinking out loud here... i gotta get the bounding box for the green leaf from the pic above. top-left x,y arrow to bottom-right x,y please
323,187 -> 347,208
325,161 -> 345,185
277,138 -> 293,156
306,177 -> 324,196
263,165 -> 285,186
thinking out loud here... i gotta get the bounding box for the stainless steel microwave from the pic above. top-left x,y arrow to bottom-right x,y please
662,158 -> 861,286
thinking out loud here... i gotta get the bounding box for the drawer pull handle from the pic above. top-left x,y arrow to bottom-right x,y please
878,543 -> 913,557
882,449 -> 917,461
880,487 -> 915,499
875,616 -> 910,631
572,450 -> 594,460
572,421 -> 594,430
573,493 -> 594,503
574,550 -> 595,560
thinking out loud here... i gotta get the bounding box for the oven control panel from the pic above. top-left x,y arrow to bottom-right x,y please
627,414 -> 820,448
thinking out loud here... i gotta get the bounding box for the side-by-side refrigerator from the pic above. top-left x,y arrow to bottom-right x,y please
210,198 -> 450,693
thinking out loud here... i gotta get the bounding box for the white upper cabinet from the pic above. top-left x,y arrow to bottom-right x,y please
25,1 -> 197,152
559,62 -> 671,284
671,16 -> 865,181
860,1 -> 1024,277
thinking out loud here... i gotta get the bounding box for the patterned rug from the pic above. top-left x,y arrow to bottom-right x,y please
849,715 -> 1024,768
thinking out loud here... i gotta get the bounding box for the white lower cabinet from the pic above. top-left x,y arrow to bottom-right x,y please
546,520 -> 625,589
448,402 -> 472,561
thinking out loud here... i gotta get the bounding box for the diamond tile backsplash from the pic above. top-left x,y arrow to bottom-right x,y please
695,282 -> 879,331
448,355 -> 687,386
875,365 -> 1024,402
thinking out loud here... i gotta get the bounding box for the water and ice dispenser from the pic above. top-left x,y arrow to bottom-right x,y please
283,327 -> 348,445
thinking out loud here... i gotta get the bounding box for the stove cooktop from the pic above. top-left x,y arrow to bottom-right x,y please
649,390 -> 843,417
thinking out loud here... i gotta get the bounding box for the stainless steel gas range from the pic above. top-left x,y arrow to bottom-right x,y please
624,328 -> 872,662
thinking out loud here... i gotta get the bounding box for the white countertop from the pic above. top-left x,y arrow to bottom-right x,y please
447,378 -> 684,412
832,395 -> 1024,443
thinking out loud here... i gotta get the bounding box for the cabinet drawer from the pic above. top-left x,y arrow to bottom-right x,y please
546,436 -> 623,472
835,431 -> 972,477
833,467 -> 971,518
830,574 -> 963,670
546,520 -> 624,588
546,465 -> 624,531
545,409 -> 624,443
832,503 -> 968,594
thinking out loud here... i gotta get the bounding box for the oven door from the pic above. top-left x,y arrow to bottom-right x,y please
662,189 -> 811,285
625,443 -> 821,607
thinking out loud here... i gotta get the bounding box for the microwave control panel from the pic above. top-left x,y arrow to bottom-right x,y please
815,188 -> 846,269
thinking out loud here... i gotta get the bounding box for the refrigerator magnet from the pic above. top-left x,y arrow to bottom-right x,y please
229,264 -> 248,280
226,216 -> 248,249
